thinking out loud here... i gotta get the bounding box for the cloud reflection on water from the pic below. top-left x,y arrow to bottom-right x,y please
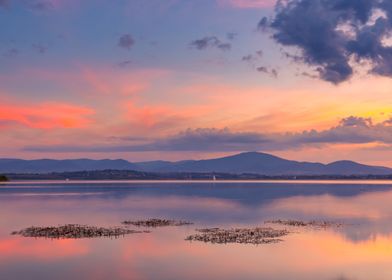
1,182 -> 392,279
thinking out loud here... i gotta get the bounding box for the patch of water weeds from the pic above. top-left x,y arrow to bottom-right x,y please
185,227 -> 290,245
122,218 -> 193,227
11,224 -> 149,239
265,219 -> 344,228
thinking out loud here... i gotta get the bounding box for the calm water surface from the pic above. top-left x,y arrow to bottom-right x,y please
1,180 -> 392,280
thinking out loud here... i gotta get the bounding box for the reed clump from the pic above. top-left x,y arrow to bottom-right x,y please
185,227 -> 289,245
11,224 -> 147,239
265,219 -> 344,228
122,218 -> 193,227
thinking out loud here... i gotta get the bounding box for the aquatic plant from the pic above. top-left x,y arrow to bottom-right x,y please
265,219 -> 344,228
186,227 -> 290,245
11,224 -> 148,239
122,218 -> 193,227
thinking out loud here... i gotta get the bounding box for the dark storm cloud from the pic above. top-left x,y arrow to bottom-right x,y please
261,0 -> 392,84
24,116 -> 392,153
190,36 -> 231,51
118,34 -> 135,50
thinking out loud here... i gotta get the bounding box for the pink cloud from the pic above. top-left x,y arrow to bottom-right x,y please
124,101 -> 212,132
8,66 -> 169,99
78,67 -> 159,97
0,100 -> 94,129
218,0 -> 276,8
38,0 -> 80,10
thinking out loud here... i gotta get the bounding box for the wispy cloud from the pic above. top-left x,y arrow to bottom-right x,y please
226,32 -> 237,40
0,0 -> 9,8
32,44 -> 47,54
190,36 -> 231,51
0,101 -> 94,129
3,48 -> 19,58
218,0 -> 276,9
29,0 -> 53,11
256,66 -> 278,78
118,34 -> 135,50
23,116 -> 392,153
117,60 -> 132,68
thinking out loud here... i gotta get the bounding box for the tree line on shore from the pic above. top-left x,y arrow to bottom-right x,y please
4,170 -> 392,181
0,175 -> 8,181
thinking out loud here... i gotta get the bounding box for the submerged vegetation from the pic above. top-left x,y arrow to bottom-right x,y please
185,227 -> 290,245
11,224 -> 147,239
265,220 -> 344,228
122,218 -> 193,227
11,218 -> 345,243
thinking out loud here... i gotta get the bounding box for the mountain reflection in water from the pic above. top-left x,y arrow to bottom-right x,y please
1,181 -> 392,280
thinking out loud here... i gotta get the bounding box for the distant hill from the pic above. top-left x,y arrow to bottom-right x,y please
1,152 -> 391,175
134,152 -> 392,175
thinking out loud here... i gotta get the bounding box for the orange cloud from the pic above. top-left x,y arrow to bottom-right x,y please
79,67 -> 155,97
174,76 -> 392,133
0,101 -> 94,129
126,102 -> 174,128
125,101 -> 213,132
11,66 -> 168,99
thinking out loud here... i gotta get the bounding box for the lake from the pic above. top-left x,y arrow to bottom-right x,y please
1,180 -> 392,280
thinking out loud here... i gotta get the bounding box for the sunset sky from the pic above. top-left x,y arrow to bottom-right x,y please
1,0 -> 392,166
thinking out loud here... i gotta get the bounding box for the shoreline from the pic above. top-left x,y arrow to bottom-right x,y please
2,179 -> 392,185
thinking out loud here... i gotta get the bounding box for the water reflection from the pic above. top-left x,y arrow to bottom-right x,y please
1,181 -> 392,280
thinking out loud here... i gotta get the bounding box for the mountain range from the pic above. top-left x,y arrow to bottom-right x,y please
1,152 -> 391,176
